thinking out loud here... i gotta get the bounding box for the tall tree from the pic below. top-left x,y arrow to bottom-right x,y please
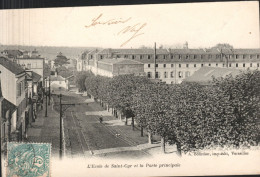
54,52 -> 70,67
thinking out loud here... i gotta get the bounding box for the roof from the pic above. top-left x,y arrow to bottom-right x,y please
0,56 -> 25,75
31,71 -> 41,82
50,75 -> 65,81
3,50 -> 23,57
99,58 -> 143,65
97,48 -> 169,55
89,48 -> 260,55
26,71 -> 40,82
183,66 -> 242,84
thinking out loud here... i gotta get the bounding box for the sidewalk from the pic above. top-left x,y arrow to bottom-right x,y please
26,99 -> 61,157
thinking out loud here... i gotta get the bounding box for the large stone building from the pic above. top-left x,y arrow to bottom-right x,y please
77,47 -> 260,84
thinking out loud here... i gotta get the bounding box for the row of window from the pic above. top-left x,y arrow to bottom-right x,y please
147,71 -> 190,79
95,54 -> 260,60
147,63 -> 260,68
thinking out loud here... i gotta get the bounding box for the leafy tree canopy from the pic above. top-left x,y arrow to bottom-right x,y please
54,52 -> 70,67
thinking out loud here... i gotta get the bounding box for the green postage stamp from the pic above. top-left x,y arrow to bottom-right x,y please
6,142 -> 51,177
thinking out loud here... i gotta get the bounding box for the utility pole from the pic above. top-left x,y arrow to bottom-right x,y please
48,75 -> 51,105
45,89 -> 48,117
59,94 -> 62,159
154,42 -> 157,79
58,93 -> 76,159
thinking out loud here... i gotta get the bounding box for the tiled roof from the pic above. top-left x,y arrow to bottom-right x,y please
183,66 -> 241,84
0,56 -> 25,75
50,75 -> 65,81
99,58 -> 143,65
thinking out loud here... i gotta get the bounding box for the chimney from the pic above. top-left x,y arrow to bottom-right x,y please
183,41 -> 188,49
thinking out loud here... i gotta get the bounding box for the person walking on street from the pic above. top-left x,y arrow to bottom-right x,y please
99,115 -> 103,123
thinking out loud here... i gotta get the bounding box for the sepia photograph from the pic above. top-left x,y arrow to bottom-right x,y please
0,1 -> 259,176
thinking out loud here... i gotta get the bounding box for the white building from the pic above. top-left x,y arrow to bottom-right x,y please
77,47 -> 260,84
0,56 -> 28,140
46,73 -> 69,92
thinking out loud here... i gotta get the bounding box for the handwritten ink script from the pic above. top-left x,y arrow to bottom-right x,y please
85,13 -> 147,47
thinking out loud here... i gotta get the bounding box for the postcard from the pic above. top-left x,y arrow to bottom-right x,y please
0,1 -> 259,177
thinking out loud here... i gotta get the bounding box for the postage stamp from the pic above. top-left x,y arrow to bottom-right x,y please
6,142 -> 51,177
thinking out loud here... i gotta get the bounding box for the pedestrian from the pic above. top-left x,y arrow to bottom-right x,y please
99,115 -> 103,123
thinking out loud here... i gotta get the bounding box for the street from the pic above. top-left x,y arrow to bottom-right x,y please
52,91 -> 153,159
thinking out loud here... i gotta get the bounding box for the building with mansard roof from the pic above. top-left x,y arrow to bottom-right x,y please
77,46 -> 260,84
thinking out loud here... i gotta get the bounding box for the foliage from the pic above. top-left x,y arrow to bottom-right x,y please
75,71 -> 93,92
54,52 -> 70,67
82,70 -> 260,153
56,66 -> 74,78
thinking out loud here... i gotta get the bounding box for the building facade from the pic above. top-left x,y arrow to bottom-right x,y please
46,73 -> 69,92
17,57 -> 44,82
0,57 -> 28,141
77,47 -> 260,84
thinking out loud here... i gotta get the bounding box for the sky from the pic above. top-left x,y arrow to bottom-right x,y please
0,1 -> 259,49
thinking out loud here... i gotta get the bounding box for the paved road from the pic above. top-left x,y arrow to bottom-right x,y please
53,91 -> 151,159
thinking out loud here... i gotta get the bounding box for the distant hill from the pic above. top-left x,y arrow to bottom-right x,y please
0,45 -> 101,60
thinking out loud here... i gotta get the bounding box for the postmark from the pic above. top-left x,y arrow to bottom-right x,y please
7,142 -> 51,177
